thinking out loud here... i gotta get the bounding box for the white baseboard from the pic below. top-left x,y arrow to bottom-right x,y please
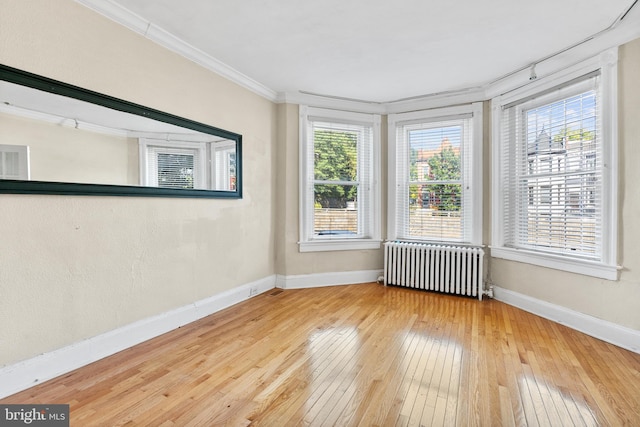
0,270 -> 382,399
0,275 -> 276,399
492,286 -> 640,354
10,273 -> 636,400
276,269 -> 383,289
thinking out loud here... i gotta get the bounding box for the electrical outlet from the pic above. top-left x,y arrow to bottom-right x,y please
249,287 -> 258,297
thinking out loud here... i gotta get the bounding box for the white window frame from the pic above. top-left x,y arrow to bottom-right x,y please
0,144 -> 30,180
299,106 -> 381,252
388,102 -> 483,245
491,49 -> 618,280
211,140 -> 236,191
139,139 -> 207,189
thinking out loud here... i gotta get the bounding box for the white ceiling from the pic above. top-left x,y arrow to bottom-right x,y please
0,80 -> 216,139
93,0 -> 638,103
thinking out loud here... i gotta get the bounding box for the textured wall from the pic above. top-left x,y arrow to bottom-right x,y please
489,38 -> 640,331
0,0 -> 277,366
0,113 -> 138,185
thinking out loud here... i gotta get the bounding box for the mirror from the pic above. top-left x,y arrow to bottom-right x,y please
0,64 -> 242,198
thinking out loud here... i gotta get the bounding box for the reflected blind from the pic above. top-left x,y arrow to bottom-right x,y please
394,115 -> 473,242
0,144 -> 29,180
500,74 -> 602,260
305,118 -> 373,239
145,145 -> 204,189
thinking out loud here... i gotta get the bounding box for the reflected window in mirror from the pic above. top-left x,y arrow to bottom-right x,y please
140,139 -> 206,189
212,141 -> 236,191
0,144 -> 29,180
139,139 -> 237,190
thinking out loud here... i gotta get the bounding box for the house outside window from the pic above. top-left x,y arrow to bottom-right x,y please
491,51 -> 618,280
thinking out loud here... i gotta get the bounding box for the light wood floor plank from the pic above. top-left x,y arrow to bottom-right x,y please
2,283 -> 640,426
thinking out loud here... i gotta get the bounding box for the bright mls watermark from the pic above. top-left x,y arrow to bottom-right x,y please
0,405 -> 69,426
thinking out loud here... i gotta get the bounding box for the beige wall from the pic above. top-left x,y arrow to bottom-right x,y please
488,38 -> 640,331
1,0 -> 638,371
0,0 -> 277,366
0,113 -> 139,185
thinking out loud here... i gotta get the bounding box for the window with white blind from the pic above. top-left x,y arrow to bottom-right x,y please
491,54 -> 618,280
0,144 -> 29,180
140,139 -> 236,190
299,106 -> 381,252
388,103 -> 483,245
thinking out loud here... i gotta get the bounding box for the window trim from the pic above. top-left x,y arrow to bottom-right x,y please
298,106 -> 381,252
387,102 -> 483,245
490,49 -> 618,280
139,139 -> 207,189
211,140 -> 237,191
0,144 -> 30,180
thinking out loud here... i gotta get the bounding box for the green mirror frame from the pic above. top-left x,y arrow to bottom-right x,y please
0,64 -> 242,199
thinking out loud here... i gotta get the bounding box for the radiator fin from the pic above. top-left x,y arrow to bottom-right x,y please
383,241 -> 484,300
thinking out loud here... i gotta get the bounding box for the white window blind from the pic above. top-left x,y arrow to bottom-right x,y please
0,144 -> 29,180
299,106 -> 380,252
389,103 -> 482,245
500,74 -> 603,260
310,120 -> 370,237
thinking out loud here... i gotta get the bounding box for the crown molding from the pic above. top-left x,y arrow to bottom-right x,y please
383,87 -> 486,114
74,0 -> 279,102
279,91 -> 385,114
280,86 -> 488,115
76,0 -> 640,111
484,4 -> 640,99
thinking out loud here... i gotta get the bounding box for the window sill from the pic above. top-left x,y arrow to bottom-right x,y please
391,238 -> 482,247
490,246 -> 618,281
299,239 -> 382,253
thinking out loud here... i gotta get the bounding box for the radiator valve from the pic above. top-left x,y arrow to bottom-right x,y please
483,285 -> 494,299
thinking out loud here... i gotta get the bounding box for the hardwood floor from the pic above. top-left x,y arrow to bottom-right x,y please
2,283 -> 640,426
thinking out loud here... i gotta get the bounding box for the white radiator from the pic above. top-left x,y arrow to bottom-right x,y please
383,241 -> 485,300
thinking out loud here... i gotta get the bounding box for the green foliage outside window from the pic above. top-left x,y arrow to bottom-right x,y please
314,130 -> 358,208
424,146 -> 461,211
552,128 -> 595,143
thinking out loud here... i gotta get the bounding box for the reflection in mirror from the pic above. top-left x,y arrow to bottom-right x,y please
0,65 -> 242,198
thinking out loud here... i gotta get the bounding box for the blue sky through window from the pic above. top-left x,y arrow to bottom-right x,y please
526,91 -> 597,144
409,126 -> 462,150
